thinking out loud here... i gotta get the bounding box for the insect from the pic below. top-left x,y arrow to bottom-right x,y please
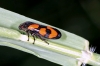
19,21 -> 62,44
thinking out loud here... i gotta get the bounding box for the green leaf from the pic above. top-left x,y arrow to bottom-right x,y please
0,7 -> 100,66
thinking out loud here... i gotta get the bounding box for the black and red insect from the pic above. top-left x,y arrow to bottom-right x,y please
19,21 -> 61,44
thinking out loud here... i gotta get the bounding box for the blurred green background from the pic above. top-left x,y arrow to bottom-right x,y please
0,0 -> 100,66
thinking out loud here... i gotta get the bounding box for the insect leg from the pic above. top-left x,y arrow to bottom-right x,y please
31,33 -> 36,44
36,33 -> 49,45
26,30 -> 30,41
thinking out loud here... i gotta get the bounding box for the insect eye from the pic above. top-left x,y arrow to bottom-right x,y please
19,24 -> 25,30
